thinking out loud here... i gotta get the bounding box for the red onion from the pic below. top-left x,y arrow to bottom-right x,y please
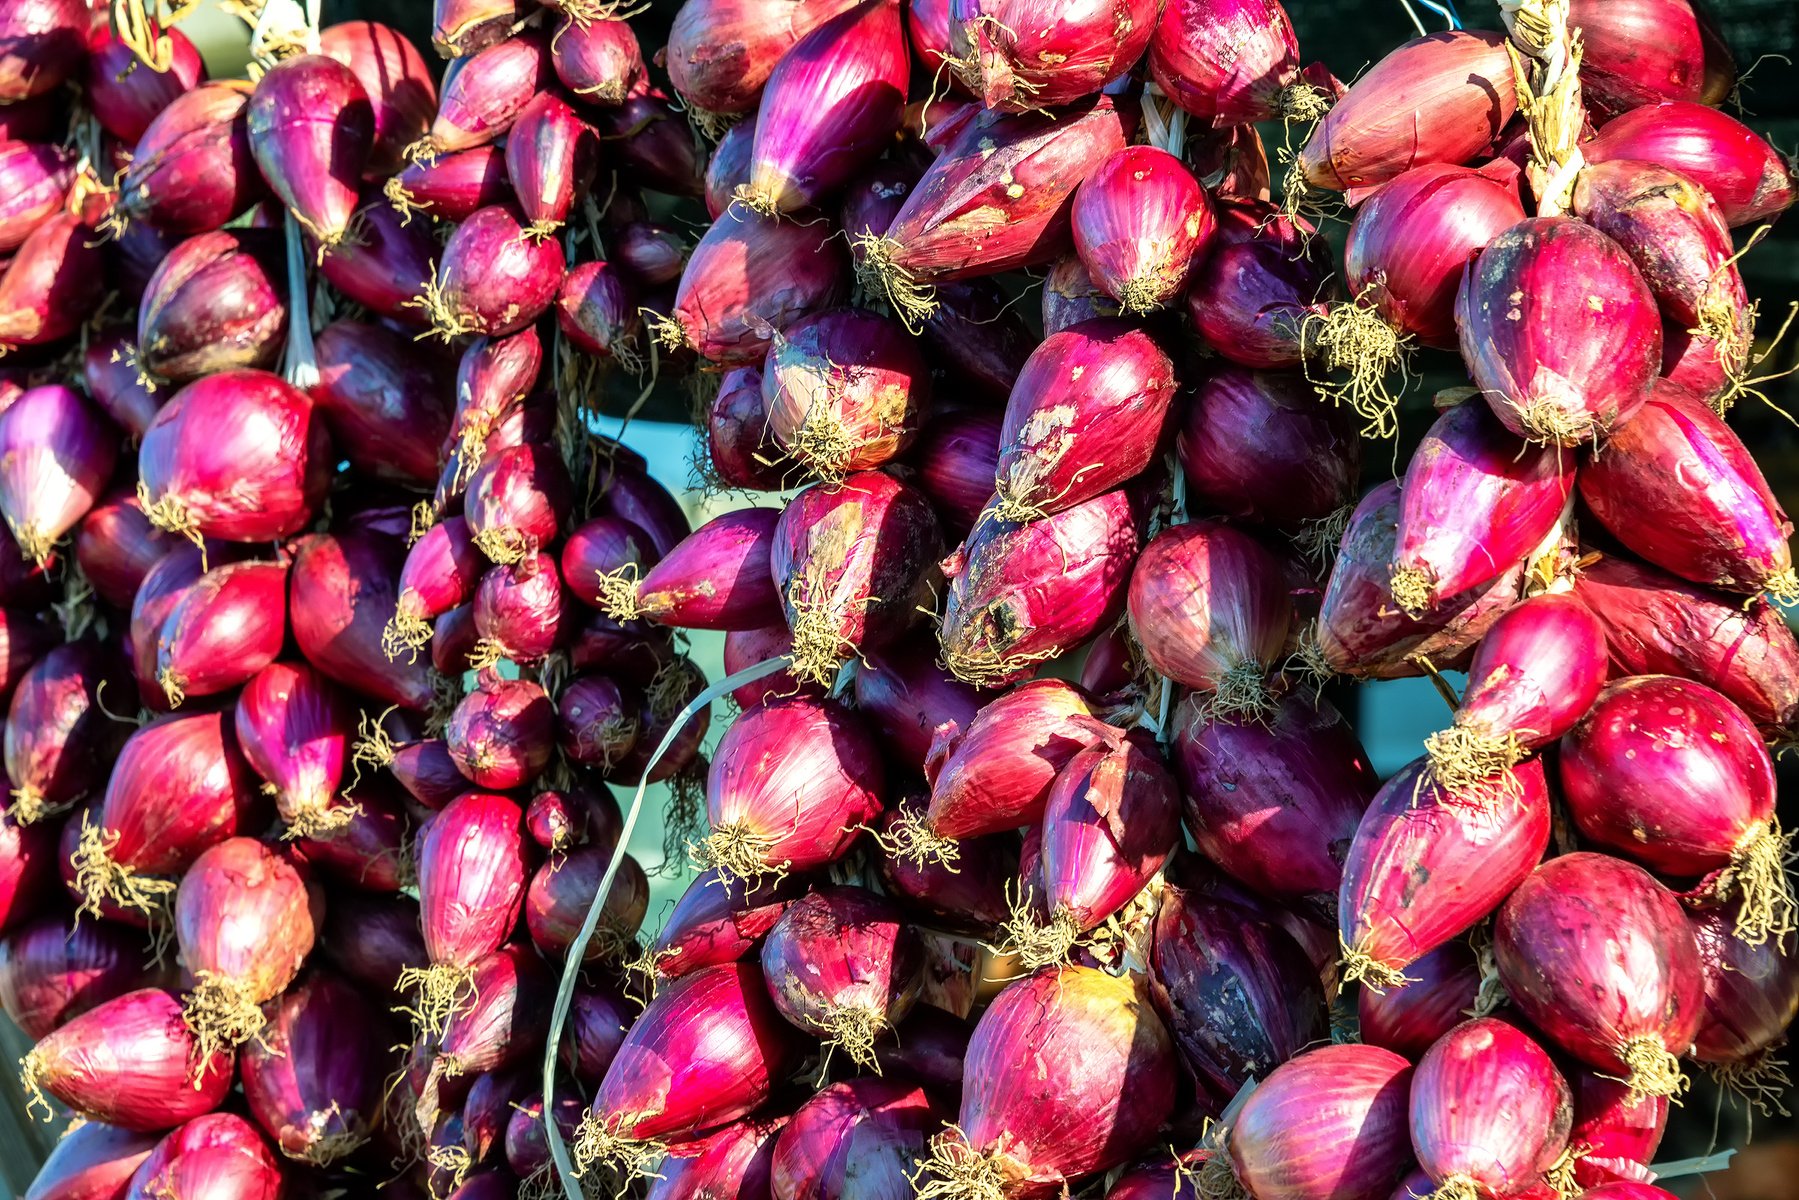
509,1090 -> 592,1190
608,656 -> 712,786
1689,904 -> 1799,1109
1495,852 -> 1704,1101
1584,101 -> 1795,228
1219,1044 -> 1413,1200
841,161 -> 918,263
447,676 -> 555,789
1338,756 -> 1551,990
992,319 -> 1175,522
128,545 -> 221,708
0,792 -> 54,933
312,320 -> 450,487
0,140 -> 73,254
471,554 -> 564,666
907,0 -> 958,80
320,20 -> 436,175
1456,217 -> 1662,445
1128,520 -> 1293,717
592,86 -> 706,197
1171,690 -> 1375,916
0,912 -> 147,1040
1297,31 -> 1516,194
951,0 -> 1155,111
317,194 -> 441,324
1389,397 -> 1572,615
122,1113 -> 282,1200
853,634 -> 984,771
648,867 -> 799,982
705,121 -> 757,220
421,29 -> 550,156
426,943 -> 552,1093
739,0 -> 906,214
465,442 -> 573,566
0,0 -> 85,102
914,966 -> 1174,1199
771,471 -> 940,686
20,988 -> 233,1131
23,1120 -> 158,1200
1410,1017 -> 1573,1200
1318,479 -> 1524,680
1148,0 -> 1312,125
247,54 -> 373,249
705,365 -> 789,491
82,333 -> 164,441
599,507 -> 783,631
1356,939 -> 1483,1061
576,962 -> 802,1177
920,277 -> 1035,399
421,203 -> 566,340
552,17 -> 646,104
858,95 -> 1128,328
877,800 -> 1015,933
0,384 -> 116,568
136,229 -> 288,382
697,696 -> 884,882
1562,675 -> 1790,942
774,1078 -> 940,1200
461,1066 -> 529,1170
1187,198 -> 1333,369
1423,592 -> 1606,792
431,0 -> 529,56
941,487 -> 1141,688
0,211 -> 106,352
598,459 -> 693,560
384,144 -> 510,222
652,207 -> 849,366
138,369 -> 330,544
614,222 -> 689,288
319,890 -> 426,999
562,516 -> 656,614
240,970 -> 382,1166
526,786 -> 623,856
1072,147 -> 1212,313
405,790 -> 529,1036
154,560 -> 287,707
291,530 -> 439,712
664,0 -> 861,122
1041,253 -> 1116,334
557,260 -> 644,367
291,778 -> 413,892
762,309 -> 930,483
78,490 -> 177,610
908,406 -> 1003,537
1568,1069 -> 1668,1190
85,23 -> 205,144
759,885 -> 923,1065
723,623 -> 815,708
1179,367 -> 1359,529
526,843 -> 648,964
116,82 -> 265,235
1569,0 -> 1708,115
446,326 -> 543,468
506,91 -> 594,239
233,661 -> 352,838
383,737 -> 465,812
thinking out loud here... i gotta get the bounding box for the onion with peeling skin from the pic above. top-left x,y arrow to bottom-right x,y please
0,384 -> 117,569
950,0 -> 1157,112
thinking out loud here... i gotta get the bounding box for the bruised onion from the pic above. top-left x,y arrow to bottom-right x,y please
953,0 -> 1156,112
0,384 -> 117,567
1584,101 -> 1795,228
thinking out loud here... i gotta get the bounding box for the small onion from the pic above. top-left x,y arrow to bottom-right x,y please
0,384 -> 117,567
1072,146 -> 1213,313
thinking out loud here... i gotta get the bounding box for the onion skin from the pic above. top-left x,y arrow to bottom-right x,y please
579,963 -> 803,1171
743,0 -> 907,214
557,673 -> 641,772
1390,398 -> 1572,615
557,261 -> 643,365
122,1112 -> 282,1200
247,54 -> 374,248
446,677 -> 554,790
614,508 -> 785,631
290,779 -> 413,893
155,560 -> 288,706
1072,146 -> 1212,314
1148,0 -> 1303,125
1041,254 -> 1116,335
23,1120 -> 158,1200
525,787 -> 623,856
707,365 -> 789,491
1187,199 -> 1333,369
649,868 -> 800,982
22,988 -> 234,1131
854,635 -> 985,772
763,309 -> 930,483
1357,940 -> 1481,1061
0,796 -> 55,932
1149,883 -> 1330,1113
1338,757 -> 1551,989
994,319 -> 1176,521
465,442 -> 573,567
908,406 -> 1003,537
319,891 -> 425,1000
426,203 -> 566,340
1225,1044 -> 1414,1200
526,845 -> 648,964
0,913 -> 148,1040
1179,367 -> 1359,527
428,943 -> 553,1084
471,554 -> 564,665
1568,1069 -> 1667,1191
942,488 -> 1141,689
136,229 -> 289,383
562,515 -> 657,611
312,319 -> 450,487
761,886 -> 923,1064
1584,101 -> 1795,227
1170,690 -> 1375,915
952,0 -> 1155,111
0,0 -> 89,103
320,20 -> 437,176
664,0 -> 861,118
1570,0 -> 1706,116
700,697 -> 884,881
0,384 -> 117,568
877,801 -> 1015,933
240,970 -> 382,1165
82,334 -> 164,442
386,144 -> 511,222
1496,853 -> 1704,1100
1299,31 -> 1516,192
506,91 -> 594,238
426,30 -> 550,155
1345,163 -> 1527,348
1410,1018 -> 1572,1199
921,278 -> 1035,401
448,326 -> 543,465
841,161 -> 918,262
706,122 -> 756,221
1689,904 -> 1799,1083
291,530 -> 438,712
773,1077 -> 940,1200
0,140 -> 74,254
129,546 -> 227,709
657,207 -> 849,366
317,195 -> 441,324
921,966 -> 1174,1199
1561,676 -> 1787,939
0,211 -> 106,352
1582,382 -> 1795,598
79,490 -> 175,610
552,17 -> 646,104
119,82 -> 266,235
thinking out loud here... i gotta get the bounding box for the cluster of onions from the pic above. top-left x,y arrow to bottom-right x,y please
9,0 -> 1799,1197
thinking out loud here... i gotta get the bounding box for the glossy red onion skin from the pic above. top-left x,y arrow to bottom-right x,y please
240,970 -> 382,1163
0,384 -> 117,567
1585,102 -> 1794,227
629,508 -> 784,631
1227,1044 -> 1414,1200
1150,883 -> 1329,1112
993,319 -> 1176,520
556,261 -> 642,363
1449,592 -> 1608,750
1127,519 -> 1293,694
123,1112 -> 283,1200
1495,853 -> 1705,1083
0,211 -> 107,351
1171,691 -> 1375,914
1345,163 -> 1526,348
472,555 -> 564,665
1187,200 -> 1333,369
0,141 -> 73,255
430,203 -> 566,338
948,966 -> 1174,1195
506,91 -> 593,236
763,308 -> 930,480
25,989 -> 234,1130
952,0 -> 1154,111
174,837 -> 315,1012
561,517 -> 655,613
0,796 -> 55,933
1147,0 -> 1301,124
1568,1069 -> 1668,1190
74,492 -> 172,612
155,560 -> 288,704
0,913 -> 148,1040
387,145 -> 511,221
1391,398 -> 1572,611
1179,367 -> 1359,527
429,944 -> 553,1084
466,443 -> 573,565
592,962 -> 803,1142
320,20 -> 437,176
416,792 -> 529,973
447,326 -> 543,459
312,320 -> 449,487
761,886 -> 923,1047
874,96 -> 1128,285
664,0 -> 860,117
1300,32 -> 1516,191
942,488 -> 1142,688
318,195 -> 440,324
1356,940 -> 1481,1060
662,207 -> 849,366
649,868 -> 799,981
773,1077 -> 939,1200
247,54 -> 374,248
1339,757 -> 1551,981
596,460 -> 691,560
551,17 -> 646,103
1071,147 -> 1212,312
923,680 -> 1099,842
1569,0 -> 1706,116
232,661 -> 350,831
427,30 -> 550,155
1410,1018 -> 1573,1198
841,162 -> 918,262
23,1119 -> 159,1200
525,787 -> 623,857
128,547 -> 221,708
742,0 -> 906,213
291,530 -> 438,712
120,82 -> 266,235
135,229 -> 287,383
908,406 -> 1003,537
1560,675 -> 1775,879
84,23 -> 204,143
1689,905 -> 1799,1066
447,678 -> 555,791
706,697 -> 885,876
854,636 -> 985,772
1584,383 -> 1794,595
526,845 -> 648,964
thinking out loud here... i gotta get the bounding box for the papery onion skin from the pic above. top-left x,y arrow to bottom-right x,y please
1356,940 -> 1482,1061
86,25 -> 204,144
118,82 -> 267,235
23,1119 -> 158,1200
526,845 -> 648,964
1147,0 -> 1304,125
136,229 -> 288,383
246,53 -> 375,249
0,140 -> 75,255
772,1077 -> 939,1200
664,0 -> 862,118
1410,1018 -> 1573,1199
1186,199 -> 1333,369
557,261 -> 643,365
155,560 -> 289,706
1570,0 -> 1707,115
0,212 -> 107,352
707,365 -> 790,492
312,319 -> 451,487
121,1111 -> 282,1200
952,0 -> 1156,112
1226,1043 -> 1415,1200
648,868 -> 801,982
0,796 -> 55,933
505,91 -> 594,238
552,16 -> 647,104
386,144 -> 511,222
0,384 -> 117,568
1583,101 -> 1795,228
426,30 -> 550,155
1568,1068 -> 1668,1191
616,508 -> 785,631
760,886 -> 923,1064
426,204 -> 567,340
1688,904 -> 1799,1078
471,554 -> 565,665
762,308 -> 930,483
82,333 -> 165,442
317,196 -> 441,326
1072,146 -> 1213,313
921,679 -> 1099,846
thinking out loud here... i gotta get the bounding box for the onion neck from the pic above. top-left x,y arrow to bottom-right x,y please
1499,0 -> 1587,217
